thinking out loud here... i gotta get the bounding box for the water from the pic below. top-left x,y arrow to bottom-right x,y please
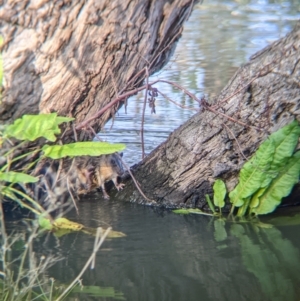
19,200 -> 300,301
5,1 -> 300,300
101,0 -> 300,166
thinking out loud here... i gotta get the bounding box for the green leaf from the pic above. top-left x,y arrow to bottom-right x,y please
53,217 -> 83,231
39,216 -> 53,230
205,194 -> 215,213
55,116 -> 74,125
271,120 -> 300,169
237,197 -> 251,217
1,186 -> 18,200
173,209 -> 192,215
213,179 -> 226,209
0,171 -> 38,183
249,187 -> 267,209
229,138 -> 275,207
3,113 -> 74,142
251,151 -> 300,215
42,141 -> 126,159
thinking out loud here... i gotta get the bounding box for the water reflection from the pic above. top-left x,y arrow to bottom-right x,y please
34,200 -> 300,301
230,223 -> 300,301
102,0 -> 300,166
5,1 -> 300,300
5,201 -> 300,301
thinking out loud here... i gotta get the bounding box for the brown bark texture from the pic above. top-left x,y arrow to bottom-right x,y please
0,0 -> 198,138
117,22 -> 300,208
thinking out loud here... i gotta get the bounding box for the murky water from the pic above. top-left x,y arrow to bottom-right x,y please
5,1 -> 300,300
18,200 -> 300,301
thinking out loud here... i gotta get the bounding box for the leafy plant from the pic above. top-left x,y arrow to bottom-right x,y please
3,113 -> 74,142
0,113 -> 126,217
174,121 -> 300,217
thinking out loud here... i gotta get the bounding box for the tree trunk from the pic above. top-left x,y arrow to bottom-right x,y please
117,21 -> 300,208
0,0 -> 198,139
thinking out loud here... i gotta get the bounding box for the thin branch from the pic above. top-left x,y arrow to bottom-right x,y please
155,79 -> 201,104
75,80 -> 158,130
206,105 -> 263,131
157,89 -> 198,111
141,68 -> 149,159
211,75 -> 259,109
67,178 -> 79,215
222,122 -> 248,161
116,154 -> 156,204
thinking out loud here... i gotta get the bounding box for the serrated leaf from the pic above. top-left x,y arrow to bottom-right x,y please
213,179 -> 226,208
4,113 -> 62,141
229,138 -> 275,207
42,141 -> 126,159
0,171 -> 38,183
251,151 -> 300,215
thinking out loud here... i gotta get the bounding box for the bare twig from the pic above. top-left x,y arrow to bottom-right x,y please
67,178 -> 79,215
206,105 -> 263,131
157,89 -> 198,112
211,75 -> 259,109
116,153 -> 156,204
91,227 -> 102,269
75,80 -> 158,130
223,122 -> 248,161
155,79 -> 202,104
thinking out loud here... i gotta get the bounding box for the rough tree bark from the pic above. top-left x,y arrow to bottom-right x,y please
118,22 -> 300,208
0,0 -> 198,139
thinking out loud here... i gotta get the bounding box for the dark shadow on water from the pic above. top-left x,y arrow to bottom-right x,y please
8,197 -> 295,301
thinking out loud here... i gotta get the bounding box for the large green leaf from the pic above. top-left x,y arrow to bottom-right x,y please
4,113 -> 74,142
251,151 -> 300,215
229,138 -> 275,207
42,141 -> 126,159
213,179 -> 226,208
271,120 -> 300,169
0,171 -> 38,183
